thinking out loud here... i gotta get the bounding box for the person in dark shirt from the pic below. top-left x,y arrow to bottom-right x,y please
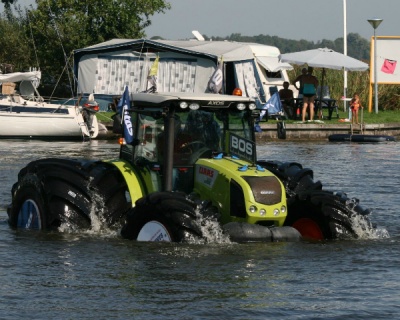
279,81 -> 294,119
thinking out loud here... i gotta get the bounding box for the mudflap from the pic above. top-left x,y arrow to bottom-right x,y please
222,222 -> 301,243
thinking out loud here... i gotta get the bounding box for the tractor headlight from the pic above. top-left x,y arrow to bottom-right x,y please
249,103 -> 256,110
281,205 -> 287,214
259,208 -> 266,216
189,103 -> 200,110
273,208 -> 280,216
237,103 -> 246,110
249,205 -> 257,213
179,101 -> 188,109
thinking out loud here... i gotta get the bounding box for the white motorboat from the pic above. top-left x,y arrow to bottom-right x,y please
0,70 -> 99,139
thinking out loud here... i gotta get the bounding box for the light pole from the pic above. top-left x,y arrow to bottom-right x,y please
368,18 -> 383,114
343,0 -> 348,113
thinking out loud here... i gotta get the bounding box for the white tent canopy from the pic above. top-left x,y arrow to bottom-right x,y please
73,39 -> 291,103
279,48 -> 369,71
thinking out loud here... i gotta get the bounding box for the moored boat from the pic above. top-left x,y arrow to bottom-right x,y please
0,70 -> 99,140
328,133 -> 396,143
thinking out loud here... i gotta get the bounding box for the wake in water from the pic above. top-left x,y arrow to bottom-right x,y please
350,213 -> 390,240
56,190 -> 389,243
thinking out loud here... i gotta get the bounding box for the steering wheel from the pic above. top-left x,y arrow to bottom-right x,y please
179,140 -> 207,152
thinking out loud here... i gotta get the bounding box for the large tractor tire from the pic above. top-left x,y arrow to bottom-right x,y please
121,192 -> 203,242
83,161 -> 132,227
8,173 -> 47,230
257,160 -> 374,240
9,158 -> 91,230
257,160 -> 322,204
8,158 -> 131,231
284,190 -> 373,240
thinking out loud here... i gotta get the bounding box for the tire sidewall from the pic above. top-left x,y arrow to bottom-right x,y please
124,209 -> 178,242
9,175 -> 47,230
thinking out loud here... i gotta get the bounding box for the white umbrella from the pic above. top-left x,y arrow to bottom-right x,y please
279,48 -> 368,71
280,48 -> 369,118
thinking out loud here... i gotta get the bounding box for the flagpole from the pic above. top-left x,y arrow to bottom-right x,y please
343,0 -> 348,117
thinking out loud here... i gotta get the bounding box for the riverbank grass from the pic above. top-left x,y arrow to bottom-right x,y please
96,109 -> 400,125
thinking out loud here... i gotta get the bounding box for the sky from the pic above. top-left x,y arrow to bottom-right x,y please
4,0 -> 399,43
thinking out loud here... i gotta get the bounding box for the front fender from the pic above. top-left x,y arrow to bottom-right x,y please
106,159 -> 154,206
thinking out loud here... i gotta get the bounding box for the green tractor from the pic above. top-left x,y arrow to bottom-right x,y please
7,92 -> 374,242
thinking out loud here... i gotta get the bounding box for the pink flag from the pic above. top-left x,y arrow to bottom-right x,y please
381,59 -> 397,74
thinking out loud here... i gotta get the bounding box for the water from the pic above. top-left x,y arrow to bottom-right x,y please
1,139 -> 400,319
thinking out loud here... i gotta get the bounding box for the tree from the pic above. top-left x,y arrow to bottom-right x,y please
347,33 -> 370,61
211,32 -> 371,61
1,0 -> 16,11
1,0 -> 16,20
25,0 -> 170,96
0,8 -> 34,71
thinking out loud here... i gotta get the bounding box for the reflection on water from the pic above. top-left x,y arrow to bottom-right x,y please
0,139 -> 400,319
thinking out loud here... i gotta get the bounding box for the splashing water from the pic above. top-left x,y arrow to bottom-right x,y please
199,218 -> 232,244
57,187 -> 118,238
340,196 -> 390,240
350,212 -> 390,240
193,208 -> 231,244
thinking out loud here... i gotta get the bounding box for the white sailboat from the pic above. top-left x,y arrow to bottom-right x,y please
0,70 -> 99,139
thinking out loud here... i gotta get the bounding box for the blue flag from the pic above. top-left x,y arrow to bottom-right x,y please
117,86 -> 134,144
259,92 -> 282,120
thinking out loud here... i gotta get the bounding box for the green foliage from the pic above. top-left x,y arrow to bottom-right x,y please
96,111 -> 115,122
211,32 -> 370,61
287,65 -> 400,111
0,0 -> 170,97
216,34 -> 397,111
0,10 -> 34,71
1,0 -> 16,13
1,5 -> 398,112
283,109 -> 400,125
361,109 -> 400,123
25,0 -> 170,94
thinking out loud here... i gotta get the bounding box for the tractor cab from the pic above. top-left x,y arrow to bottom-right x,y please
118,92 -> 258,193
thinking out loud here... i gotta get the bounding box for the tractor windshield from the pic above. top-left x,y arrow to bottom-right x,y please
133,109 -> 254,165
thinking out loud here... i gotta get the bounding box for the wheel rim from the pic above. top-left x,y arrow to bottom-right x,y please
292,218 -> 324,240
137,221 -> 172,242
17,199 -> 42,229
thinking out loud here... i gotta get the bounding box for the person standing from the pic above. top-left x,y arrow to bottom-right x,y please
292,67 -> 308,119
293,67 -> 308,97
301,67 -> 319,122
350,93 -> 363,124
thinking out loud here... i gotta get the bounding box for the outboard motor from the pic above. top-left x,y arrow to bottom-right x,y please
82,94 -> 99,134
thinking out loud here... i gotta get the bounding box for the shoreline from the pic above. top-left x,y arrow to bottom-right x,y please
98,121 -> 400,141
255,122 -> 400,141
